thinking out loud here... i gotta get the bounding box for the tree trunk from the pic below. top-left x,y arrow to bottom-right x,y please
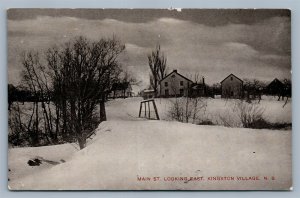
35,102 -> 39,133
77,136 -> 86,150
62,99 -> 67,140
41,101 -> 53,141
100,94 -> 107,122
32,102 -> 39,146
154,79 -> 158,97
54,104 -> 60,143
70,100 -> 76,139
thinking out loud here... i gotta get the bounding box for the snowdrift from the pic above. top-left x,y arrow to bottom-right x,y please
9,120 -> 291,190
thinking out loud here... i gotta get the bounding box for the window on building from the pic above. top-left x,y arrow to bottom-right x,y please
165,89 -> 169,96
180,81 -> 183,86
231,77 -> 233,81
165,82 -> 168,87
180,89 -> 184,95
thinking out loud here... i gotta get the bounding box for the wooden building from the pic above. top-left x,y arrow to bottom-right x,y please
221,74 -> 243,99
189,77 -> 207,97
159,70 -> 193,97
266,78 -> 284,96
141,89 -> 155,100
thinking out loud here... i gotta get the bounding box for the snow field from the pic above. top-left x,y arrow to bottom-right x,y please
8,97 -> 292,190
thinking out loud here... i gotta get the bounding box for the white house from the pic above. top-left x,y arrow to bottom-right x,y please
159,70 -> 193,97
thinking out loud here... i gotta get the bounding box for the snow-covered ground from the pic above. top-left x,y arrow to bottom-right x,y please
105,97 -> 291,124
8,97 -> 292,190
8,143 -> 78,183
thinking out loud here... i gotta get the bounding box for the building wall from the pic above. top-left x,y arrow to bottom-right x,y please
142,91 -> 155,100
190,86 -> 206,97
221,75 -> 243,98
160,72 -> 192,97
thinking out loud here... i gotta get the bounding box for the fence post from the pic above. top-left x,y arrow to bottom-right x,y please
144,102 -> 147,117
148,101 -> 151,119
152,100 -> 160,120
138,102 -> 142,117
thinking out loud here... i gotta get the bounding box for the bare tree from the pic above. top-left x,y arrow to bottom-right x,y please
148,45 -> 168,97
243,79 -> 265,103
168,97 -> 207,124
17,36 -> 125,149
282,78 -> 291,107
52,36 -> 125,149
21,51 -> 54,145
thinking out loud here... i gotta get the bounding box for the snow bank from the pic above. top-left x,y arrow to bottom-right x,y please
9,120 -> 291,190
8,143 -> 78,184
105,97 -> 292,124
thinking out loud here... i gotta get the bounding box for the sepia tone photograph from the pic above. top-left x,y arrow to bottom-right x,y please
7,9 -> 291,190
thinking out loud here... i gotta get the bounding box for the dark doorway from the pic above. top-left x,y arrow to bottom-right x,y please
165,89 -> 169,96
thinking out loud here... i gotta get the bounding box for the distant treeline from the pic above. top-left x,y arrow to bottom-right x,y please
9,84 -> 52,104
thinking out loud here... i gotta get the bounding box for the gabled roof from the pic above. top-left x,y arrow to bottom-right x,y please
267,78 -> 284,87
220,73 -> 243,84
159,70 -> 193,83
270,78 -> 283,84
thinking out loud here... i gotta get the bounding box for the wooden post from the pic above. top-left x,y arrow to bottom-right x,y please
138,102 -> 142,117
144,102 -> 147,117
148,101 -> 151,119
152,100 -> 160,120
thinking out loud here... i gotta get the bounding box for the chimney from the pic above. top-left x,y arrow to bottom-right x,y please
202,77 -> 205,85
173,69 -> 177,73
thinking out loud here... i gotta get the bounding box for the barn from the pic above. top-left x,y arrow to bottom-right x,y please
159,70 -> 193,97
266,78 -> 284,96
221,74 -> 243,99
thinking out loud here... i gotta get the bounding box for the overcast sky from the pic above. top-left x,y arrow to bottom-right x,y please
7,9 -> 291,91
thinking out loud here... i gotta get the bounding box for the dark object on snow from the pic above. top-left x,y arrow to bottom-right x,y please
27,158 -> 42,166
42,159 -> 59,165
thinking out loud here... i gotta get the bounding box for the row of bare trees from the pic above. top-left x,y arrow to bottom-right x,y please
9,36 -> 125,149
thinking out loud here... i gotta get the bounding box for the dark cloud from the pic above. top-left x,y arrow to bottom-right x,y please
7,9 -> 291,90
8,9 -> 290,26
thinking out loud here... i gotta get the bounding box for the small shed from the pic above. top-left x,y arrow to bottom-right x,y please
189,77 -> 206,97
141,89 -> 155,100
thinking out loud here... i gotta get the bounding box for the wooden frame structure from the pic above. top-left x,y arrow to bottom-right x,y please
138,99 -> 160,120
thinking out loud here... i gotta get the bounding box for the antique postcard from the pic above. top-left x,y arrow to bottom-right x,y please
7,9 -> 292,190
